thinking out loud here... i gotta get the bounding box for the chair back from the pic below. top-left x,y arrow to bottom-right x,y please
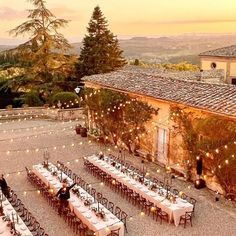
114,206 -> 121,219
108,201 -> 114,213
96,192 -> 103,202
110,228 -> 120,236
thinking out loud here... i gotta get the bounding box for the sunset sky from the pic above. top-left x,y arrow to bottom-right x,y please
0,0 -> 236,44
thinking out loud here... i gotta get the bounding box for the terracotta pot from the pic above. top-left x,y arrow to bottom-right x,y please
80,127 -> 87,137
75,125 -> 82,134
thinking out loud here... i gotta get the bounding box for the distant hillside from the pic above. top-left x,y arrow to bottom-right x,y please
0,45 -> 15,52
70,34 -> 236,64
1,34 -> 236,65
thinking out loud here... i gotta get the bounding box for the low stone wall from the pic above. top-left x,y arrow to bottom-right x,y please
0,107 -> 85,121
57,108 -> 85,121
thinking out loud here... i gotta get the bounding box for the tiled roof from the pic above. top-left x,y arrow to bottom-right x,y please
114,66 -> 224,81
199,45 -> 236,57
83,67 -> 236,118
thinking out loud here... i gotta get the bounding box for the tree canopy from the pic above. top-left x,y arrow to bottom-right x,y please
85,88 -> 157,153
78,6 -> 126,77
3,0 -> 77,93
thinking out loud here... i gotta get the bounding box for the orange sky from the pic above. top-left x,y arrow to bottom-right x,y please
0,0 -> 236,44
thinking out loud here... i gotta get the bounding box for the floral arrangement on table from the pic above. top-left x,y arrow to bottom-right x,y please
91,206 -> 97,213
121,167 -> 127,174
150,184 -> 158,191
72,188 -> 79,194
2,215 -> 10,221
42,161 -> 49,169
95,210 -> 106,219
138,176 -> 144,184
111,162 -> 116,167
2,215 -> 21,235
84,199 -> 93,206
52,171 -> 58,176
98,152 -> 104,160
91,207 -> 106,220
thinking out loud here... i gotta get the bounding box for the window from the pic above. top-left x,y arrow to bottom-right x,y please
211,62 -> 217,69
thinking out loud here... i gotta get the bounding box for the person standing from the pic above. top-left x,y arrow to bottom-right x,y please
56,180 -> 76,215
0,174 -> 10,198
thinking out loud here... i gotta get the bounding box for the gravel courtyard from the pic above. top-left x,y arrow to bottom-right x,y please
0,119 -> 236,236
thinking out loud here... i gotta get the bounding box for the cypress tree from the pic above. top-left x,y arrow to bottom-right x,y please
78,6 -> 126,76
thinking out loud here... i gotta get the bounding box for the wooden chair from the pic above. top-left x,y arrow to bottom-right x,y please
172,188 -> 179,196
143,200 -> 154,216
156,207 -> 169,224
179,211 -> 193,228
114,206 -> 121,219
120,211 -> 128,233
101,197 -> 108,208
180,193 -> 188,200
107,228 -> 120,236
96,192 -> 103,203
108,202 -> 114,213
188,197 -> 197,215
90,188 -> 96,199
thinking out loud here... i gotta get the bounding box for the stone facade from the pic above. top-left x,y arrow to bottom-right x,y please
199,45 -> 236,84
83,68 -> 236,194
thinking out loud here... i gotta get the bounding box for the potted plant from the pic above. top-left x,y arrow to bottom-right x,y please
80,127 -> 88,137
75,124 -> 82,134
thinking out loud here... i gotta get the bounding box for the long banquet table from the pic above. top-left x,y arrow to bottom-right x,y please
0,191 -> 33,236
87,155 -> 193,226
32,164 -> 124,236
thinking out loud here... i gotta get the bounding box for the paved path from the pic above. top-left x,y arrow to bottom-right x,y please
0,119 -> 235,236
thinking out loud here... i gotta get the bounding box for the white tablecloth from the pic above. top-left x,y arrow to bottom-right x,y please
87,155 -> 193,226
0,192 -> 33,236
32,164 -> 124,236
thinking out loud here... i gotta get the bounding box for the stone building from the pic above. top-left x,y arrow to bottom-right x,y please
199,45 -> 236,84
83,67 -> 236,193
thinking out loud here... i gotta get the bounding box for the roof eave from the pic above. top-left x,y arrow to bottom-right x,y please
84,80 -> 236,120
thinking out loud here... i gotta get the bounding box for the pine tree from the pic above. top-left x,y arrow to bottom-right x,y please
78,6 -> 126,77
7,0 -> 77,92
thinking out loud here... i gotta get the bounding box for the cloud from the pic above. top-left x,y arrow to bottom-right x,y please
125,19 -> 236,25
0,7 -> 27,20
158,19 -> 236,24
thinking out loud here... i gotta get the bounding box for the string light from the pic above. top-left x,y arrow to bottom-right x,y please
0,139 -> 93,155
1,88 -> 235,177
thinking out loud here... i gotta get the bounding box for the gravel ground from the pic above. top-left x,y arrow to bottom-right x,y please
0,119 -> 236,236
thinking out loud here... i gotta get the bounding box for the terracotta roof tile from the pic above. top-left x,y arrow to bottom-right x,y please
199,45 -> 236,57
83,68 -> 236,118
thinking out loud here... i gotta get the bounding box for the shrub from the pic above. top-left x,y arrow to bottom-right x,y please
51,92 -> 79,108
20,91 -> 43,107
13,97 -> 24,107
6,105 -> 13,110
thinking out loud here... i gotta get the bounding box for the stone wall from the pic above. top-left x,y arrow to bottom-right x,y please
0,107 -> 84,121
